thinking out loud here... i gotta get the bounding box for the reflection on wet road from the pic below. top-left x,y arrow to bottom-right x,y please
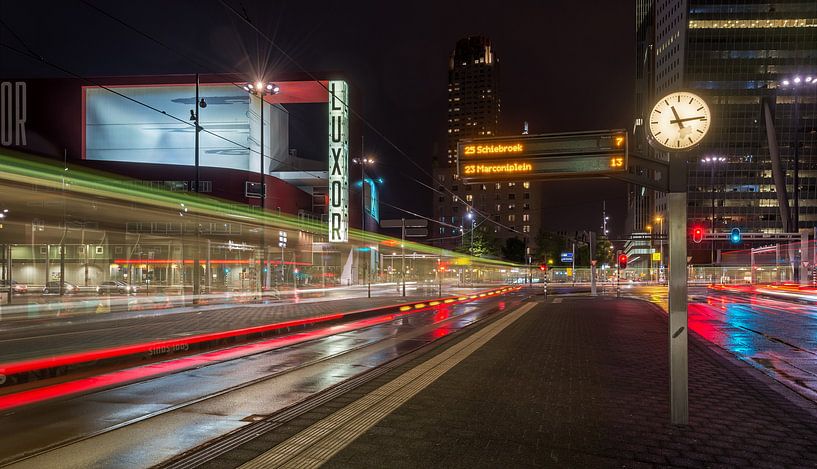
609,285 -> 817,402
0,294 -> 522,468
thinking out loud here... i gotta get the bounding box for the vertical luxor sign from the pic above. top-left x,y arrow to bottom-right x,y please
328,80 -> 349,242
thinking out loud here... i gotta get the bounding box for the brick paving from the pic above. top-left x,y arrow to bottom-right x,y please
207,296 -> 817,468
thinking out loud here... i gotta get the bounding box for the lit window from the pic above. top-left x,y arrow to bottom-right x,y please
496,204 -> 502,211
495,183 -> 502,189
523,225 -> 530,233
466,194 -> 473,202
523,182 -> 530,189
523,214 -> 530,222
508,182 -> 516,187
508,214 -> 516,222
688,18 -> 817,29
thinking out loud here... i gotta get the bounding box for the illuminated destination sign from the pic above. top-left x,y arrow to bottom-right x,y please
462,143 -> 524,156
328,80 -> 349,243
457,130 -> 628,182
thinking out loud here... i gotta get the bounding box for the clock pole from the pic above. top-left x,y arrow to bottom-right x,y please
667,154 -> 689,426
647,91 -> 710,426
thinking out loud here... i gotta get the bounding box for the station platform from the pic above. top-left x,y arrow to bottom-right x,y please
192,295 -> 817,468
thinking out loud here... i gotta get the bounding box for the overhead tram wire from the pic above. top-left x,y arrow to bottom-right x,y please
70,1 -> 336,184
0,34 -> 326,184
62,2 -> 448,225
76,0 -> 292,117
71,1 -> 522,237
215,0 -> 522,236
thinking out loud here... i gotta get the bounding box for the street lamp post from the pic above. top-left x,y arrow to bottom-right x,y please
243,81 -> 280,295
189,74 -> 207,299
780,75 -> 816,233
352,155 -> 375,298
701,156 -> 726,265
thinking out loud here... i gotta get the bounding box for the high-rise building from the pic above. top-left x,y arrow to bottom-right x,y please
433,36 -> 541,257
631,0 -> 817,263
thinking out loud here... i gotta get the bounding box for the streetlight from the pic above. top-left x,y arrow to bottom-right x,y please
701,156 -> 726,264
243,81 -> 281,293
352,156 -> 376,297
189,75 -> 208,299
466,211 -> 475,256
779,75 -> 816,233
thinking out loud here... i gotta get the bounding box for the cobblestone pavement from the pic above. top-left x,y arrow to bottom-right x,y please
207,296 -> 817,468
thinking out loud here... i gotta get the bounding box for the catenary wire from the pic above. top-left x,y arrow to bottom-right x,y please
215,0 -> 522,235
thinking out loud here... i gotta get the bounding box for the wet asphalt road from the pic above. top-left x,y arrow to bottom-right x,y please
0,293 -> 524,468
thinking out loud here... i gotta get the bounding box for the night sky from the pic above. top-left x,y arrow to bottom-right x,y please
0,0 -> 635,236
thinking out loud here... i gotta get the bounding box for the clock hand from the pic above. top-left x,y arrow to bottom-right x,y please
670,116 -> 706,124
670,106 -> 684,128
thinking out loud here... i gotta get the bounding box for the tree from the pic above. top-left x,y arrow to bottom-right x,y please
533,231 -> 568,265
595,236 -> 615,265
455,229 -> 499,258
501,237 -> 526,263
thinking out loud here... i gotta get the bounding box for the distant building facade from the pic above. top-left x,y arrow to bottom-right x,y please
630,0 -> 817,264
432,36 -> 541,257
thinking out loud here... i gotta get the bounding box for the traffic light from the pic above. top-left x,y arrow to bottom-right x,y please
692,226 -> 704,244
730,227 -> 742,244
617,254 -> 628,270
539,264 -> 547,271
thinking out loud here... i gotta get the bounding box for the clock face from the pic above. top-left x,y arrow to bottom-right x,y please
648,92 -> 711,151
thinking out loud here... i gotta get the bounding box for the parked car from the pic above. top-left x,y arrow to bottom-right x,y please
96,281 -> 138,295
43,281 -> 78,294
0,280 -> 28,294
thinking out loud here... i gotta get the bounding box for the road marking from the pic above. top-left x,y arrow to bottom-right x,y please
552,298 -> 562,304
239,302 -> 536,469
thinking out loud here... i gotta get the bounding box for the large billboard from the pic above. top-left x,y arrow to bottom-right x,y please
328,80 -> 349,243
83,84 -> 288,173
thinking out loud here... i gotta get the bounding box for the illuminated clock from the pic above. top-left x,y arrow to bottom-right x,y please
647,91 -> 711,151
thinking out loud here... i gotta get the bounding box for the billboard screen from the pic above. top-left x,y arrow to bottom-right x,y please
83,84 -> 288,173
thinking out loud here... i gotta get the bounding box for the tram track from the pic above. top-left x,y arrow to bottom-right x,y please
0,292 -> 526,468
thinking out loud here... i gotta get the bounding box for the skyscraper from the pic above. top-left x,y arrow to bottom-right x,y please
433,37 -> 540,257
632,1 -> 817,263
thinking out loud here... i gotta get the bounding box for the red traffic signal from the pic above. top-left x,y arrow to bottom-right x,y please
539,264 -> 547,271
618,254 -> 628,270
692,226 -> 704,244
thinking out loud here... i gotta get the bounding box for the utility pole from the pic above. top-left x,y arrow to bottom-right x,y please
401,218 -> 406,297
192,73 -> 202,300
590,231 -> 597,296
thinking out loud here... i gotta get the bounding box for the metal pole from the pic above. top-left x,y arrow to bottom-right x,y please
710,164 -> 715,265
571,242 -> 576,286
259,93 -> 266,294
193,73 -> 201,300
660,218 -> 664,283
793,87 -> 801,233
590,231 -> 597,296
401,218 -> 406,297
800,231 -> 809,285
668,155 -> 688,425
6,244 -> 11,304
59,240 -> 65,297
